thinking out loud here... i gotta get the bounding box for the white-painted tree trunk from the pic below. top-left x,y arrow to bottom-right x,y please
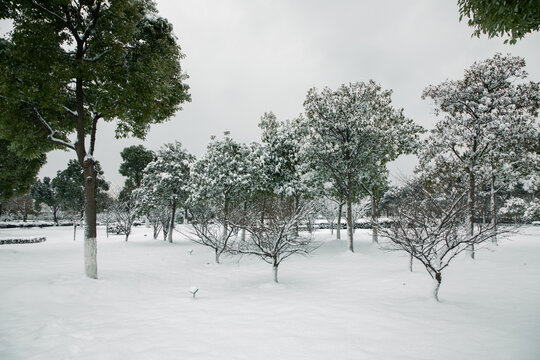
84,233 -> 98,279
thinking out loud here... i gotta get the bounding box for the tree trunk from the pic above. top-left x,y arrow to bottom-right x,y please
215,249 -> 220,264
168,197 -> 176,243
82,160 -> 98,279
73,221 -> 77,241
433,272 -> 442,302
467,171 -> 475,259
273,260 -> 279,283
106,216 -> 109,238
346,192 -> 354,252
153,222 -> 160,239
371,190 -> 378,244
490,172 -> 498,245
337,203 -> 343,240
293,196 -> 299,236
409,253 -> 413,272
330,221 -> 334,235
222,197 -> 229,244
184,208 -> 188,224
125,230 -> 130,242
260,196 -> 266,225
163,223 -> 169,241
53,208 -> 59,225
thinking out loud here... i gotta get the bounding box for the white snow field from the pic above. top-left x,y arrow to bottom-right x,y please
1,225 -> 539,360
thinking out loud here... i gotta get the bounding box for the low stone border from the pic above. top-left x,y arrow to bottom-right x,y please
0,237 -> 46,245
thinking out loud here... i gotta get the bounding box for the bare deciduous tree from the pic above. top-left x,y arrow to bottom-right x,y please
184,203 -> 243,264
235,197 -> 318,283
379,184 -> 500,301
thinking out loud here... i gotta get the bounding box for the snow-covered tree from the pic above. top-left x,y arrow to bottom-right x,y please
303,81 -> 423,252
189,133 -> 255,261
257,112 -> 320,236
139,141 -> 194,243
379,181 -> 498,301
421,53 -> 540,253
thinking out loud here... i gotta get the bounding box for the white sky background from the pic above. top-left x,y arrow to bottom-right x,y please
2,0 -> 540,188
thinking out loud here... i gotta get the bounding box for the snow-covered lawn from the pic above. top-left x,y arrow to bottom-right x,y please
1,225 -> 539,360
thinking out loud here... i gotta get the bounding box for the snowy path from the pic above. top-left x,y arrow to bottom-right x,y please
0,225 -> 539,359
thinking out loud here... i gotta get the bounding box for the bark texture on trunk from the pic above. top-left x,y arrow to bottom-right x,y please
467,171 -> 475,259
491,172 -> 498,245
273,263 -> 279,283
346,194 -> 354,252
433,272 -> 442,302
371,191 -> 378,244
168,197 -> 176,243
337,203 -> 343,240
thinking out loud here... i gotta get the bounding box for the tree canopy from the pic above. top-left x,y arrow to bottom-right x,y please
458,0 -> 540,44
0,138 -> 46,201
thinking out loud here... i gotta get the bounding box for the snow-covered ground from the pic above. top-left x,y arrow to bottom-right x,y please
1,225 -> 539,360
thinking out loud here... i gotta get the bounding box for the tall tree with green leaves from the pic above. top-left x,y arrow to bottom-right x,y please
119,145 -> 155,190
0,1 -> 190,278
458,0 -> 540,44
30,177 -> 61,225
0,139 -> 46,216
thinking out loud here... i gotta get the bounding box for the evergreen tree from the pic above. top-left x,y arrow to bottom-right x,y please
119,145 -> 155,189
303,81 -> 423,252
0,1 -> 190,278
189,133 -> 255,262
30,177 -> 60,225
138,141 -> 193,243
420,53 -> 540,253
0,139 -> 46,216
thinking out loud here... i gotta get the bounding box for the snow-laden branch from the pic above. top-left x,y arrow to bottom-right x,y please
33,107 -> 76,150
32,1 -> 68,23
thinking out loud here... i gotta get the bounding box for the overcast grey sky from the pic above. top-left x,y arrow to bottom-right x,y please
3,1 -> 540,188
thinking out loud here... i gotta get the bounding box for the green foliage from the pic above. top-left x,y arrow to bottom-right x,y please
0,0 -> 190,156
52,159 -> 110,216
458,0 -> 540,44
0,138 -> 46,200
30,176 -> 57,213
119,145 -> 155,189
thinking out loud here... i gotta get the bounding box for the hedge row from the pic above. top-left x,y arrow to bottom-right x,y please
0,237 -> 47,245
